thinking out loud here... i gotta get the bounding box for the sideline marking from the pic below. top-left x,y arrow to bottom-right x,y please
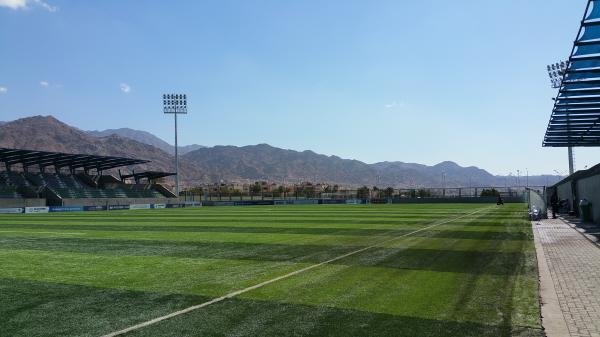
102,207 -> 491,337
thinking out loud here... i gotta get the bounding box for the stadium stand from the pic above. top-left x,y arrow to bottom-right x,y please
0,148 -> 178,206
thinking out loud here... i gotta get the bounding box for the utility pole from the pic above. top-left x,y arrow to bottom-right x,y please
442,172 -> 446,197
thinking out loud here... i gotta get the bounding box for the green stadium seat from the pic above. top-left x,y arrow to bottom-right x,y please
1,171 -> 169,200
0,185 -> 22,198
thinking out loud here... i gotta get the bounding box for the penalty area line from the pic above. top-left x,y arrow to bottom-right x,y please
101,206 -> 491,337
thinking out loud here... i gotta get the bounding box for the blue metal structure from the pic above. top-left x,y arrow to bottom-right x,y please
544,0 -> 600,147
0,148 -> 148,173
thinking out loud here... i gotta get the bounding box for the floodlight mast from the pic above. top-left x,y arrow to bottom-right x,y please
546,60 -> 575,175
163,94 -> 188,197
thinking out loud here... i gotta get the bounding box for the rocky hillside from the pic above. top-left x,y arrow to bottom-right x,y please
182,144 -> 517,187
0,116 -> 205,185
183,144 -> 376,185
0,116 -> 561,188
86,128 -> 204,155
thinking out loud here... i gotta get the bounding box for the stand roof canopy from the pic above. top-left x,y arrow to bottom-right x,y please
544,0 -> 600,147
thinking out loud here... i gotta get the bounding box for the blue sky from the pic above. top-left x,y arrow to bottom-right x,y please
0,0 -> 598,175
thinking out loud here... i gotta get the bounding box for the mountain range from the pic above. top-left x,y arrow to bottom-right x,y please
0,116 -> 560,188
85,128 -> 204,155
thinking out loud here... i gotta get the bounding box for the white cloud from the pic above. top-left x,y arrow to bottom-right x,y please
0,86 -> 7,94
33,0 -> 56,12
384,100 -> 406,109
120,83 -> 131,93
0,0 -> 57,12
39,80 -> 49,87
0,0 -> 26,10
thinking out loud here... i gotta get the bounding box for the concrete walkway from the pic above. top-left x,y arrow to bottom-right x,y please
533,216 -> 600,337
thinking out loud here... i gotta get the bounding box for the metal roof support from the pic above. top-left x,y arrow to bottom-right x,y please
544,0 -> 600,157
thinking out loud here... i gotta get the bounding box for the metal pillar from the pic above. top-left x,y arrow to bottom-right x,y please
174,112 -> 179,196
568,146 -> 574,175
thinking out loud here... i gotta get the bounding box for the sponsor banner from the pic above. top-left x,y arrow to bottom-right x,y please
25,206 -> 49,214
49,206 -> 84,213
345,199 -> 361,205
130,204 -> 151,210
184,202 -> 202,207
321,199 -> 345,205
152,204 -> 166,209
290,199 -> 319,205
0,207 -> 24,214
166,203 -> 186,208
84,205 -> 107,211
371,198 -> 389,204
274,200 -> 288,205
234,200 -> 274,206
211,201 -> 235,207
108,205 -> 130,211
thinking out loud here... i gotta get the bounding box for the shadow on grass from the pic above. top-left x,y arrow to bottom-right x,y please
0,278 -> 209,337
0,223 -> 530,240
1,237 -> 525,275
0,278 -> 541,337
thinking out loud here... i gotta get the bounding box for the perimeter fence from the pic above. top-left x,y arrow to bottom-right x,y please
181,186 -> 539,204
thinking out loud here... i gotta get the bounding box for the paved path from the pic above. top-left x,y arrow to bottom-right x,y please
533,216 -> 600,337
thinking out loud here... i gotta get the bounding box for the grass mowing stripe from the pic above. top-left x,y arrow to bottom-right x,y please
102,206 -> 491,337
0,230 -> 85,235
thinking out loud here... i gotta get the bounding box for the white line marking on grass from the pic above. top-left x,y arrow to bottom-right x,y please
101,206 -> 491,337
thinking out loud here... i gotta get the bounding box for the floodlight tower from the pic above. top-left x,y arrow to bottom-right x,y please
547,61 -> 575,175
163,94 -> 188,197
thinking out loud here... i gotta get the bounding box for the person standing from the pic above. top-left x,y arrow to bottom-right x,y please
550,192 -> 558,219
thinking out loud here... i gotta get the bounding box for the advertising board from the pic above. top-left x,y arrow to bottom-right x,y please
130,204 -> 151,210
25,206 -> 49,214
0,207 -> 24,214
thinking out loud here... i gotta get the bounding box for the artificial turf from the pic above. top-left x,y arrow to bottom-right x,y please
0,204 -> 542,337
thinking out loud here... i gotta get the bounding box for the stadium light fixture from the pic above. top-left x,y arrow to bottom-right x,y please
163,93 -> 188,197
547,61 -> 568,89
546,60 -> 575,175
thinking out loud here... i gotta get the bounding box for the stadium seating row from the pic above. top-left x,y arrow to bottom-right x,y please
3,171 -> 32,187
0,185 -> 22,198
0,172 -> 24,198
0,171 -> 166,199
50,186 -> 163,199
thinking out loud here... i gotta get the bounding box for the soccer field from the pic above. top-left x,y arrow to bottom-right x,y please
0,204 -> 541,337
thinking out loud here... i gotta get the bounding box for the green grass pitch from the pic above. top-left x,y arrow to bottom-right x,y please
0,204 -> 542,337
